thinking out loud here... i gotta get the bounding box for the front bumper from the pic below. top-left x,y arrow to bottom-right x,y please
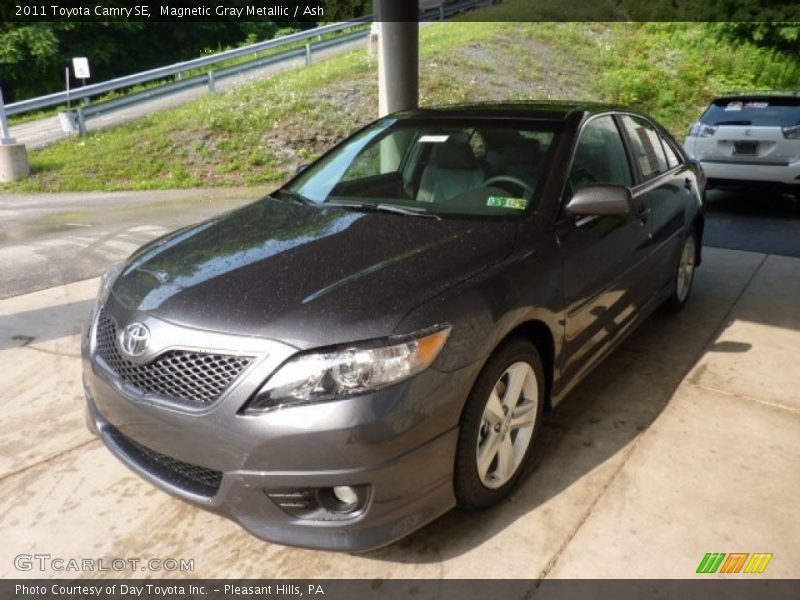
82,300 -> 476,552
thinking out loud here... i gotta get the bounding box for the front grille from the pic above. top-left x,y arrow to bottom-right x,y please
107,424 -> 223,497
95,309 -> 252,407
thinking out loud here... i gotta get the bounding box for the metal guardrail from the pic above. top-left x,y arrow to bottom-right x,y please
4,20 -> 367,118
2,0 -> 499,138
420,0 -> 494,20
67,29 -> 371,132
63,28 -> 372,136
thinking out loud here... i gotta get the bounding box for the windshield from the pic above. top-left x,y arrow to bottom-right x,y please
285,118 -> 560,218
702,98 -> 800,127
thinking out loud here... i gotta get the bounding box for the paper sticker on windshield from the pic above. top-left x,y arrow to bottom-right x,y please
487,196 -> 527,210
419,135 -> 450,143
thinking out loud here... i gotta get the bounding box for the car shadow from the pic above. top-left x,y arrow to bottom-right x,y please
361,259 -> 736,563
0,298 -> 93,352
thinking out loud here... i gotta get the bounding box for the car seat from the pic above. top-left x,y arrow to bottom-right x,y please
417,134 -> 485,203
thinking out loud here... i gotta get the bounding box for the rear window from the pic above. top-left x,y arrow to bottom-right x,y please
701,97 -> 800,127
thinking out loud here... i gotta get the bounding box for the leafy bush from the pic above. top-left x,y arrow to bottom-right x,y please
593,23 -> 800,134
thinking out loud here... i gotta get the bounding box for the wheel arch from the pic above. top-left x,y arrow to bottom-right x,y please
495,319 -> 556,411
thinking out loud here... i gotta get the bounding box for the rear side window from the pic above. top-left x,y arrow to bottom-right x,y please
568,116 -> 633,193
661,135 -> 681,169
701,98 -> 800,127
619,115 -> 668,181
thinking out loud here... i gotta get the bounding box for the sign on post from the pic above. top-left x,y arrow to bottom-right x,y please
72,57 -> 91,80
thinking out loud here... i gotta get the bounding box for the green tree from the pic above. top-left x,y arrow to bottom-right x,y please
0,20 -> 288,102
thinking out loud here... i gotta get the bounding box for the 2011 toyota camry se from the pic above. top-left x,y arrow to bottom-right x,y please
83,102 -> 704,552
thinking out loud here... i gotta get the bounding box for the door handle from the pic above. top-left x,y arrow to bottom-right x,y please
636,205 -> 651,224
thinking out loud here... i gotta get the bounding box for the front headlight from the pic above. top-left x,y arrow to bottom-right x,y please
243,326 -> 451,413
89,263 -> 123,320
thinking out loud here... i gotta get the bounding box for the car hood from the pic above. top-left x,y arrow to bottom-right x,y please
111,197 -> 517,348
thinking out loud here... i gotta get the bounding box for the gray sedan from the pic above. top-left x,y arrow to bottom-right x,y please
82,102 -> 704,551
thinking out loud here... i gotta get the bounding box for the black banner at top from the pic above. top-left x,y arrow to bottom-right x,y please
3,0 -> 800,23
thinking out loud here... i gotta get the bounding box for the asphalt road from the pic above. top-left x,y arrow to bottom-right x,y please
0,188 -> 265,299
2,186 -> 799,301
704,188 -> 800,258
8,35 -> 370,150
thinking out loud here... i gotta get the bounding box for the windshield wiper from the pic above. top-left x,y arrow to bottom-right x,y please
325,201 -> 441,220
714,120 -> 752,126
376,203 -> 441,219
274,189 -> 317,206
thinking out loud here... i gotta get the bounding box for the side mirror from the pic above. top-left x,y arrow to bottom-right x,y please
566,184 -> 632,217
295,163 -> 310,175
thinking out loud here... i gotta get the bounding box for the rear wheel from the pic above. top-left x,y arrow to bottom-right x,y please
663,232 -> 697,313
454,339 -> 545,509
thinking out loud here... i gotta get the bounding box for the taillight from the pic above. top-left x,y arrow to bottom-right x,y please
782,125 -> 800,139
688,122 -> 717,138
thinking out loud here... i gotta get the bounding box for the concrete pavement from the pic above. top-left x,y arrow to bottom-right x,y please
1,246 -> 797,578
548,254 -> 800,577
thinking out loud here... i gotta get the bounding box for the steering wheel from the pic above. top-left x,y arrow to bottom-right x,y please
482,175 -> 535,200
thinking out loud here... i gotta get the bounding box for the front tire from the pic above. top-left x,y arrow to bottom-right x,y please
663,231 -> 697,313
454,339 -> 545,510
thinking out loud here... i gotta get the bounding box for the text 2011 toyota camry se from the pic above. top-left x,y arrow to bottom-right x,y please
83,102 -> 704,551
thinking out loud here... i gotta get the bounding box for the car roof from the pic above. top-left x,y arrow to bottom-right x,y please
712,93 -> 800,103
393,100 -> 633,121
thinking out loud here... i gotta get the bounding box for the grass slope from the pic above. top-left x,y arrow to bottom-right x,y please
4,21 -> 798,193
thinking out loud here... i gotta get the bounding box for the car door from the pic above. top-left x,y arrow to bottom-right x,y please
556,114 -> 652,385
618,114 -> 694,294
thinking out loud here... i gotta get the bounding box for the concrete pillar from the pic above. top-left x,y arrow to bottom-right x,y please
374,0 -> 419,117
0,144 -> 30,182
0,86 -> 30,182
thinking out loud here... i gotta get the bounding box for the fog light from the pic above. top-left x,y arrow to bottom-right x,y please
318,484 -> 370,515
266,485 -> 370,521
332,486 -> 358,506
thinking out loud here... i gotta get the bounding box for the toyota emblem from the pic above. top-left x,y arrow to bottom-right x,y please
119,322 -> 150,358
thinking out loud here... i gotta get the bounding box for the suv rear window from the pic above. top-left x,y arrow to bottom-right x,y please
701,97 -> 800,127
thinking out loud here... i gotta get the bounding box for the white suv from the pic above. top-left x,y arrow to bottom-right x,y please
684,94 -> 800,193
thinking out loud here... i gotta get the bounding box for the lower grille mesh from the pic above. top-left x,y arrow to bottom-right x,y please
107,425 -> 223,496
95,309 -> 252,406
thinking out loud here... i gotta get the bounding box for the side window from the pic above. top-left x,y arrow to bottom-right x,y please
568,116 -> 633,194
660,134 -> 682,169
619,115 -> 668,180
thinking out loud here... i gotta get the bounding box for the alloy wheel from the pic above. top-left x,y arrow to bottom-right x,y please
676,237 -> 696,302
476,361 -> 538,489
